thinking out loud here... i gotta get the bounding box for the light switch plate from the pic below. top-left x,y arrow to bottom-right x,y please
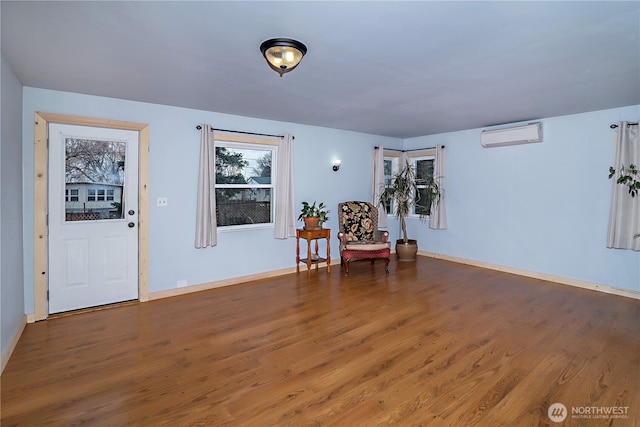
157,197 -> 168,207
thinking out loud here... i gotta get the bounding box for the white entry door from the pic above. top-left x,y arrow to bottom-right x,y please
48,123 -> 139,314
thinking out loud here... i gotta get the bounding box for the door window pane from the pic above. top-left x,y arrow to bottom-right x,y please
65,138 -> 126,221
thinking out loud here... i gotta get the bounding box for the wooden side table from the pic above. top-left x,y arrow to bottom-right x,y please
296,228 -> 331,276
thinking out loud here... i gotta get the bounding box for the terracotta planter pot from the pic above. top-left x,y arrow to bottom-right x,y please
303,217 -> 321,230
395,239 -> 418,261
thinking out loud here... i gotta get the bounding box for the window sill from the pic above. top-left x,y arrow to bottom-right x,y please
217,223 -> 275,233
385,215 -> 431,220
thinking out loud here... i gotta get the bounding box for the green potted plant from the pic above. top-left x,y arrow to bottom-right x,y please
298,201 -> 330,230
378,161 -> 440,261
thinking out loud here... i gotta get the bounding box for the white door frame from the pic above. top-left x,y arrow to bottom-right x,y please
33,112 -> 150,321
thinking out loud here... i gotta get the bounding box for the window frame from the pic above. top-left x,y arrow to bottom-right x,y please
87,187 -> 116,202
405,149 -> 436,218
65,188 -> 79,202
214,135 -> 279,231
382,151 -> 401,217
87,188 -> 99,202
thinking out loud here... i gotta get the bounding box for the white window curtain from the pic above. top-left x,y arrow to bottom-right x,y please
429,145 -> 447,230
195,124 -> 217,248
607,121 -> 639,251
275,134 -> 296,239
373,147 -> 388,228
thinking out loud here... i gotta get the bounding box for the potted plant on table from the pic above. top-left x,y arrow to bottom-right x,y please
378,161 -> 440,261
298,201 -> 330,230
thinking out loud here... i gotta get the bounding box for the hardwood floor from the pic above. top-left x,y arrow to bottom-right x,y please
2,257 -> 639,426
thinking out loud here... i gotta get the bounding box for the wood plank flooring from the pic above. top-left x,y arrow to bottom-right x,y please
2,257 -> 639,426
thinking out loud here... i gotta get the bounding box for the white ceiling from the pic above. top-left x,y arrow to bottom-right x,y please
2,1 -> 639,139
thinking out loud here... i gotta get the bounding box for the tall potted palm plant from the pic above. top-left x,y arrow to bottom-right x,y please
378,161 -> 440,261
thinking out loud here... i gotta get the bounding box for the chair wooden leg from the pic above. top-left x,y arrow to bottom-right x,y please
345,260 -> 350,276
385,258 -> 390,274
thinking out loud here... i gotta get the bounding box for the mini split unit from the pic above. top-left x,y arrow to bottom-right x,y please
481,122 -> 543,148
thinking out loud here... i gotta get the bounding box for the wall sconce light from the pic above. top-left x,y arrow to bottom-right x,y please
332,159 -> 341,172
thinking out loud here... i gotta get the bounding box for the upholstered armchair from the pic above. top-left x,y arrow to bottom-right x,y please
337,201 -> 391,275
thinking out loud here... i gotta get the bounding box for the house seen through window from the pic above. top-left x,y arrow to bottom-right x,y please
215,141 -> 276,227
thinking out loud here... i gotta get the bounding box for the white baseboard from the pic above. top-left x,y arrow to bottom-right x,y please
419,251 -> 640,300
1,315 -> 27,375
31,252 -> 637,319
149,258 -> 341,301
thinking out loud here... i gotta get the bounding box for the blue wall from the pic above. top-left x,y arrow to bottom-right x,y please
1,56 -> 25,356
19,87 -> 640,317
21,88 -> 401,313
404,106 -> 640,292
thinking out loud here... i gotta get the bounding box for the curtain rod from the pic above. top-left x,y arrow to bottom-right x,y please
196,125 -> 292,139
374,145 -> 444,152
610,122 -> 638,129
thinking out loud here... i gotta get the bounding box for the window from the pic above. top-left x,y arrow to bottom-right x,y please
383,153 -> 400,214
408,153 -> 435,216
87,188 -> 114,202
65,188 -> 79,202
215,141 -> 276,227
87,188 -> 98,201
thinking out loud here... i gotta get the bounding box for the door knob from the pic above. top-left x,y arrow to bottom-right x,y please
128,222 -> 135,228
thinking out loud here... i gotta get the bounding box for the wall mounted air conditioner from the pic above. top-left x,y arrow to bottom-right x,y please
481,122 -> 543,148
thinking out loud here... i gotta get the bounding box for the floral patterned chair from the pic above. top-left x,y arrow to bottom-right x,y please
337,201 -> 391,275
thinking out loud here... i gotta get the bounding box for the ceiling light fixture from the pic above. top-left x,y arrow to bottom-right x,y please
260,38 -> 307,77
